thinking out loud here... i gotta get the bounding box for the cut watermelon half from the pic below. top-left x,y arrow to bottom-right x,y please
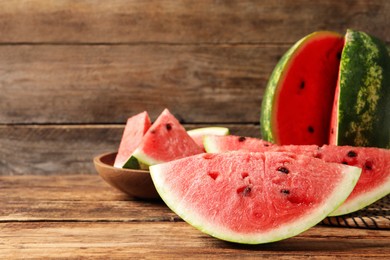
203,135 -> 390,216
329,30 -> 390,148
132,109 -> 203,166
113,111 -> 151,168
260,31 -> 344,146
261,30 -> 389,148
150,152 -> 361,244
187,127 -> 230,151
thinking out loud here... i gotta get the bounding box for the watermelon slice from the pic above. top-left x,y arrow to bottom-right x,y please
132,109 -> 203,166
150,152 -> 361,244
204,135 -> 274,153
203,135 -> 390,216
113,111 -> 151,168
187,127 -> 230,151
260,31 -> 344,146
319,145 -> 390,216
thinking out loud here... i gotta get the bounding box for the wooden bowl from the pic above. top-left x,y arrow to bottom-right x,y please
93,152 -> 160,199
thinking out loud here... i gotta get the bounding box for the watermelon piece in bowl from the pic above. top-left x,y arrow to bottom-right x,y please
132,109 -> 203,166
150,151 -> 361,244
113,111 -> 151,169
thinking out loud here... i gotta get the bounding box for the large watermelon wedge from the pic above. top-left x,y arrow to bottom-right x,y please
329,29 -> 390,148
260,31 -> 344,146
150,152 -> 361,244
132,109 -> 203,166
203,135 -> 390,216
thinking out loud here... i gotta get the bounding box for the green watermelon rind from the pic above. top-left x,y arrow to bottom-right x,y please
132,147 -> 164,167
203,135 -> 222,153
150,154 -> 361,244
329,174 -> 390,216
260,31 -> 342,143
187,127 -> 230,137
335,29 -> 390,148
122,155 -> 141,169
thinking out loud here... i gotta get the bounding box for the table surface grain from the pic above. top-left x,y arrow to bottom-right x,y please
1,175 -> 389,259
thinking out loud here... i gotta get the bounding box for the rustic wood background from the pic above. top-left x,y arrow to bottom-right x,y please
1,0 -> 389,175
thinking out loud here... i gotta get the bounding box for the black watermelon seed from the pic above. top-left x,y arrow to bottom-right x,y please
277,166 -> 289,174
347,150 -> 357,157
341,161 -> 348,165
237,185 -> 252,197
166,123 -> 172,131
281,189 -> 290,195
308,126 -> 314,133
364,161 -> 373,170
238,136 -> 246,142
300,81 -> 305,89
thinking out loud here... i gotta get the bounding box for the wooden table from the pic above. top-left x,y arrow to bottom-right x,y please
1,175 -> 389,259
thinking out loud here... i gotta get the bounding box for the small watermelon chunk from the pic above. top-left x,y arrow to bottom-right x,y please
150,152 -> 361,244
132,109 -> 203,166
113,111 -> 151,168
187,127 -> 230,151
260,31 -> 344,146
204,135 -> 274,153
204,135 -> 390,216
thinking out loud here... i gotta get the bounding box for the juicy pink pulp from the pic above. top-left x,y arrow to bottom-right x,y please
206,135 -> 390,209
275,35 -> 344,145
114,111 -> 151,168
155,152 -> 350,233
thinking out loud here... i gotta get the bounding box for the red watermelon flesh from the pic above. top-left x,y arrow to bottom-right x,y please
203,135 -> 275,153
261,145 -> 390,215
203,135 -> 390,215
132,109 -> 203,166
113,111 -> 151,168
273,34 -> 344,145
318,145 -> 390,216
150,152 -> 360,244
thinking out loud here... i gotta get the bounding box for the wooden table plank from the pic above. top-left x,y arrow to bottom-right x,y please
0,44 -> 274,124
1,222 -> 389,259
1,175 -> 389,258
0,0 -> 388,44
0,124 -> 260,175
0,175 -> 178,222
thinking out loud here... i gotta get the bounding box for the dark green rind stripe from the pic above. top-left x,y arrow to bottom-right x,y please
123,155 -> 141,169
337,29 -> 390,148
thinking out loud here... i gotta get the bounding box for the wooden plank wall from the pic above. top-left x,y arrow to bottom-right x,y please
1,0 -> 389,175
